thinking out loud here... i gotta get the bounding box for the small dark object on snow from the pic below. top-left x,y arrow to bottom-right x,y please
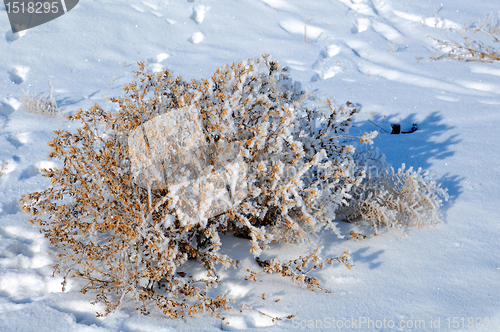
391,123 -> 418,135
390,124 -> 401,134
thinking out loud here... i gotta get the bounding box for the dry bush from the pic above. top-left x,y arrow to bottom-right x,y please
463,13 -> 500,36
20,55 -> 446,318
431,17 -> 500,62
21,80 -> 61,117
21,56 -> 368,318
339,149 -> 448,233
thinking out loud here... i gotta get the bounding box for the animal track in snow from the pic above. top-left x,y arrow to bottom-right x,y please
147,53 -> 170,72
321,44 -> 341,59
147,53 -> 170,64
7,132 -> 30,148
9,66 -> 30,84
351,17 -> 371,34
0,97 -> 21,116
191,5 -> 210,24
5,30 -> 27,43
189,32 -> 204,44
312,66 -> 343,81
151,53 -> 170,62
312,43 -> 348,81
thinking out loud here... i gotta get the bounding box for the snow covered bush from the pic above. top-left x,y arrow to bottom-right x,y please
339,148 -> 448,233
21,81 -> 61,117
432,15 -> 500,62
20,55 -> 447,318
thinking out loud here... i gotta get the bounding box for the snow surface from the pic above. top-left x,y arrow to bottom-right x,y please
1,0 -> 500,331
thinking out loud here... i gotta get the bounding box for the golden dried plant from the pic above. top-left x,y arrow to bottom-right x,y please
20,55 -> 446,318
431,28 -> 500,62
21,56 -> 365,318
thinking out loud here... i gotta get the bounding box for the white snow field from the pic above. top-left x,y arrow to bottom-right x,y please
1,0 -> 500,331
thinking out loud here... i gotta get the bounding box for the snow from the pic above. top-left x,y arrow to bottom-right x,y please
1,0 -> 500,331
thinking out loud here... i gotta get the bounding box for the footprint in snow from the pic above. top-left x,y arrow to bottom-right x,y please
320,44 -> 341,59
191,5 -> 210,24
351,17 -> 370,34
312,44 -> 344,81
0,97 -> 21,116
9,66 -> 30,84
312,66 -> 343,81
148,53 -> 170,63
147,53 -> 170,72
189,32 -> 204,44
7,132 -> 30,148
5,30 -> 27,43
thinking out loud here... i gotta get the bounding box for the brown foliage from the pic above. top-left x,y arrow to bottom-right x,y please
20,55 -> 447,318
431,28 -> 500,62
21,56 -> 359,318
